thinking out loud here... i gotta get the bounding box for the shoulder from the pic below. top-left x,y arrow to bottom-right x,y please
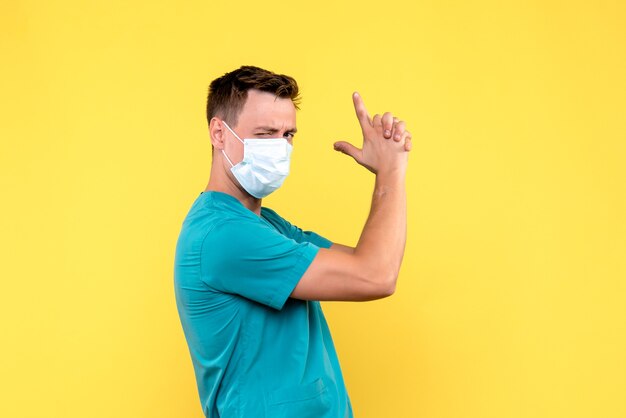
261,207 -> 293,233
260,206 -> 282,221
202,215 -> 267,243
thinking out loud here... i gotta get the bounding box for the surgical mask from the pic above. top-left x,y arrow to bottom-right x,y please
221,121 -> 293,199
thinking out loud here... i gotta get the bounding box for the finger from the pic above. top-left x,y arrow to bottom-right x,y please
403,134 -> 412,151
372,114 -> 382,127
392,121 -> 406,142
382,112 -> 394,138
333,140 -> 363,163
352,92 -> 372,129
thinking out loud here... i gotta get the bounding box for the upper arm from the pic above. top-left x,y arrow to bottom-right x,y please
330,243 -> 355,254
201,220 -> 321,310
289,247 -> 395,302
261,208 -> 333,248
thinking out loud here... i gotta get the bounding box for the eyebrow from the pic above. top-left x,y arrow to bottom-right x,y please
253,125 -> 298,133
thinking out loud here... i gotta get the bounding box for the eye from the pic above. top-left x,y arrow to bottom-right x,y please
284,132 -> 295,139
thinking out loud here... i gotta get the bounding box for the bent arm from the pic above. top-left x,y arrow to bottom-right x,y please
291,170 -> 407,301
290,92 -> 410,302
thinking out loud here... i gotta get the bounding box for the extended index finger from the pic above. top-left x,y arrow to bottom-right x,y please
352,92 -> 372,129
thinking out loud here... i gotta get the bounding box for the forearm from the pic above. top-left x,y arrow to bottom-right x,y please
354,169 -> 407,287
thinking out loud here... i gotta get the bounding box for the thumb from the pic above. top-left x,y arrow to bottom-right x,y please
333,141 -> 362,162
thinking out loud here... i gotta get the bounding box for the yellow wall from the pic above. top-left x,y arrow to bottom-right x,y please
1,1 -> 625,417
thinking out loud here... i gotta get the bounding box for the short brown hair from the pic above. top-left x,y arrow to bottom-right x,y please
206,65 -> 301,128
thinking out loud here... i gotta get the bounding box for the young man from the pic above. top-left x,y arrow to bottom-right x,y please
174,65 -> 411,417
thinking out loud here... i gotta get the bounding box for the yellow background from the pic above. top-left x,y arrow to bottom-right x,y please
1,1 -> 625,417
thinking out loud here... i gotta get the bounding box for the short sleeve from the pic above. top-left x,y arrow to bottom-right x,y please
200,219 -> 321,310
260,208 -> 333,249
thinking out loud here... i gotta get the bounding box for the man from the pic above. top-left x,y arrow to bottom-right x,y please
174,65 -> 411,417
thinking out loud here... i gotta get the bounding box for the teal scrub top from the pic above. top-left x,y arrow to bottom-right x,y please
174,191 -> 353,418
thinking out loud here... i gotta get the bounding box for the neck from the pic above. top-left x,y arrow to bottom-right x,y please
205,157 -> 262,216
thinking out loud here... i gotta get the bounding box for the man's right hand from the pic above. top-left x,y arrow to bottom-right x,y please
333,92 -> 412,175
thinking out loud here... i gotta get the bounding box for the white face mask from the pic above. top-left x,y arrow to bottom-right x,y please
221,121 -> 293,199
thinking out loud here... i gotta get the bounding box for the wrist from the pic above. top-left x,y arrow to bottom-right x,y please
374,169 -> 405,196
376,167 -> 406,182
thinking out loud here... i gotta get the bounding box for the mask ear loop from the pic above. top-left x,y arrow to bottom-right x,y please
221,149 -> 235,168
221,120 -> 244,168
222,121 -> 245,144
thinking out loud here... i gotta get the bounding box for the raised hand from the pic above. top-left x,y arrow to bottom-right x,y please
333,92 -> 412,175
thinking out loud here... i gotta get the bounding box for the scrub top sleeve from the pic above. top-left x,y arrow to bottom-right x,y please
261,208 -> 333,249
200,220 -> 322,310
268,243 -> 320,310
299,230 -> 333,249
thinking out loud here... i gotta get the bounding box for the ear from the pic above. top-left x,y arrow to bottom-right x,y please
209,117 -> 226,150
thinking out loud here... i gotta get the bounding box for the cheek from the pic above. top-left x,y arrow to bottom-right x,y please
225,141 -> 245,162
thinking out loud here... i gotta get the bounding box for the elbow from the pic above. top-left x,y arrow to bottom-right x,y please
379,274 -> 397,298
354,258 -> 398,300
370,269 -> 398,299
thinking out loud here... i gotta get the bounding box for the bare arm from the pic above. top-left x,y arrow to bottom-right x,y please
330,243 -> 355,254
291,92 -> 410,302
